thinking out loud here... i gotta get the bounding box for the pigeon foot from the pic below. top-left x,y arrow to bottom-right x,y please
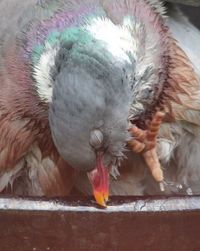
128,111 -> 165,186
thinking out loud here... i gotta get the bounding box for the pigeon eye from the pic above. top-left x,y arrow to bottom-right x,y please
89,129 -> 104,150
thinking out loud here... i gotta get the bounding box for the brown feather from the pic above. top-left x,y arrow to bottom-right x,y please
0,39 -> 77,196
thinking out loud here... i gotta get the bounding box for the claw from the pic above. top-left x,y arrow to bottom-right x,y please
128,111 -> 165,185
129,139 -> 145,153
143,148 -> 164,182
159,182 -> 165,192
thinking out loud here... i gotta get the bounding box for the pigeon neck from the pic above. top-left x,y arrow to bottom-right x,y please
31,1 -> 170,117
118,1 -> 171,125
32,21 -> 135,103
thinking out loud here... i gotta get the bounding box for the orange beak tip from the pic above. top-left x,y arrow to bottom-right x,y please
94,191 -> 108,208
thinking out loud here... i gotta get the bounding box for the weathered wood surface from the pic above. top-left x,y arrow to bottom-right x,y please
167,0 -> 200,6
0,196 -> 200,251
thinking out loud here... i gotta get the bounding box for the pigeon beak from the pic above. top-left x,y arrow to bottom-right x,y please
87,152 -> 109,207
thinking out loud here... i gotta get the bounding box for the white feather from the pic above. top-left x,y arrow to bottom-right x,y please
33,43 -> 58,103
85,17 -> 135,64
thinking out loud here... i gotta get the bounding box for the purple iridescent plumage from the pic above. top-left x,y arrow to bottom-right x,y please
25,5 -> 100,57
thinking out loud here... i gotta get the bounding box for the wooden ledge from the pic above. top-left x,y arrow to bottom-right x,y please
0,196 -> 200,250
0,195 -> 200,212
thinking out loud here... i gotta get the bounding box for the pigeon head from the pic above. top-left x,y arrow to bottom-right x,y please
47,25 -> 133,206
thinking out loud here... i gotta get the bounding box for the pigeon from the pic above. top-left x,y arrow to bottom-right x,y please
0,0 -> 200,207
0,0 -> 138,206
74,1 -> 200,198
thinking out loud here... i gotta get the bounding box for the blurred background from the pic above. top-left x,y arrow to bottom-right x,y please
179,4 -> 200,28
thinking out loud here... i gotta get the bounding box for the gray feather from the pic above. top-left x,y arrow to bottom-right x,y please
49,34 -> 132,171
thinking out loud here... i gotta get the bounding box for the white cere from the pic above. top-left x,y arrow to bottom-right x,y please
89,129 -> 104,150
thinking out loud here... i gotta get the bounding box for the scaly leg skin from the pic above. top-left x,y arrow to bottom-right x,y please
128,111 -> 165,191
